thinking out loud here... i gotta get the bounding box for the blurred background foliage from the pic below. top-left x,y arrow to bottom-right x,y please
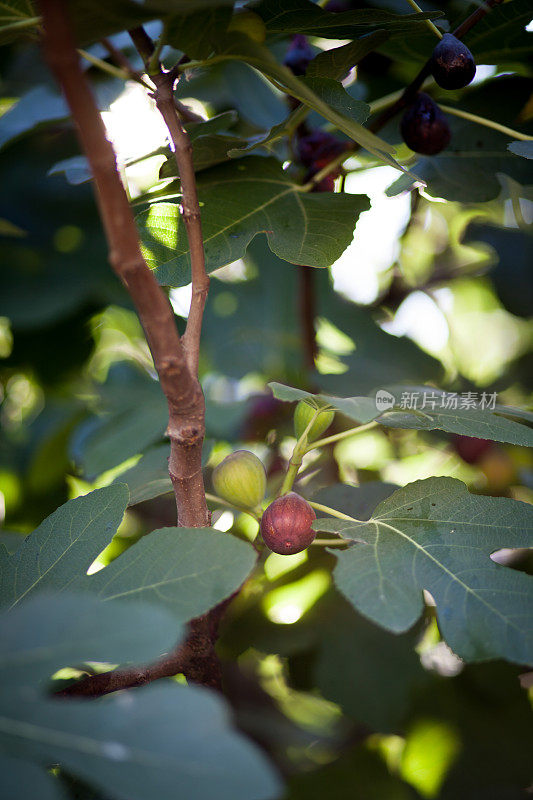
0,0 -> 532,797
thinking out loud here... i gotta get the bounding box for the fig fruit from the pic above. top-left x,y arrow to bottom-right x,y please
453,435 -> 492,465
260,492 -> 316,554
283,34 -> 315,76
400,93 -> 451,155
294,400 -> 335,442
228,10 -> 266,44
212,450 -> 266,510
430,33 -> 476,90
297,130 -> 348,169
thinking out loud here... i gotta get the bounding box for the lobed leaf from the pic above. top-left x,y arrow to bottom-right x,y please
315,477 -> 533,664
138,157 -> 370,284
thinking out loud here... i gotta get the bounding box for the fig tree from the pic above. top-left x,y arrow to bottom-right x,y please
212,450 -> 266,510
430,33 -> 476,90
260,492 -> 316,554
400,93 -> 451,155
294,400 -> 335,442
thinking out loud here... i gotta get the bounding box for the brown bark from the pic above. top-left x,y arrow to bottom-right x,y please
39,0 -> 209,528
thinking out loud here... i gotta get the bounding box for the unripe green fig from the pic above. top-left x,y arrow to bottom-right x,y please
294,400 -> 335,442
228,10 -> 266,43
430,34 -> 476,90
400,93 -> 451,155
260,492 -> 316,555
212,450 -> 266,510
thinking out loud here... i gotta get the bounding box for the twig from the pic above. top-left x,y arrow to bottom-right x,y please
101,37 -> 146,84
39,0 -> 209,529
129,27 -> 210,376
404,0 -> 442,39
57,611 -> 226,697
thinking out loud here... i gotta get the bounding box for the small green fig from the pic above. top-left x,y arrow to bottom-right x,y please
430,33 -> 476,90
227,10 -> 266,43
294,400 -> 335,442
260,492 -> 316,555
212,450 -> 266,510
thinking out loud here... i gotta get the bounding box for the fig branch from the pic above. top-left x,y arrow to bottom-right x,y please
129,25 -> 210,377
39,0 -> 209,529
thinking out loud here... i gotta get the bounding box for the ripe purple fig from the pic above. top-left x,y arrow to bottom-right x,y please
430,34 -> 476,90
260,492 -> 316,555
400,93 -> 451,155
297,130 -> 348,169
283,34 -> 315,76
212,450 -> 266,511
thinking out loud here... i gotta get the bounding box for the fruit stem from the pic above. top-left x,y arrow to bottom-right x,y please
310,538 -> 351,547
438,104 -> 533,142
279,407 -> 321,495
304,420 -> 379,453
307,500 -> 363,523
205,492 -> 261,521
404,0 -> 442,39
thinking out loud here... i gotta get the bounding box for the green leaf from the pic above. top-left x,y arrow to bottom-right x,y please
269,382 -> 380,424
0,755 -> 64,800
0,592 -> 180,684
301,76 -> 369,124
314,599 -> 426,732
138,157 -> 370,283
165,6 -> 232,59
315,477 -> 533,664
306,31 -> 390,80
0,487 -> 256,621
114,440 -> 214,506
463,0 -> 533,63
313,481 -> 398,522
375,385 -> 533,447
0,485 -> 129,610
0,593 -> 280,800
508,140 -> 533,160
212,33 -> 400,167
254,0 -> 442,38
82,527 -> 257,621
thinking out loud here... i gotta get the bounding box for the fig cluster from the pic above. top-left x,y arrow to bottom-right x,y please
260,492 -> 316,555
400,34 -> 477,156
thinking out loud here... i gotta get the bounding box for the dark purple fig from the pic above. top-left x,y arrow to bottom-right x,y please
400,93 -> 451,155
260,492 -> 316,555
283,34 -> 315,76
297,130 -> 348,168
430,33 -> 476,90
